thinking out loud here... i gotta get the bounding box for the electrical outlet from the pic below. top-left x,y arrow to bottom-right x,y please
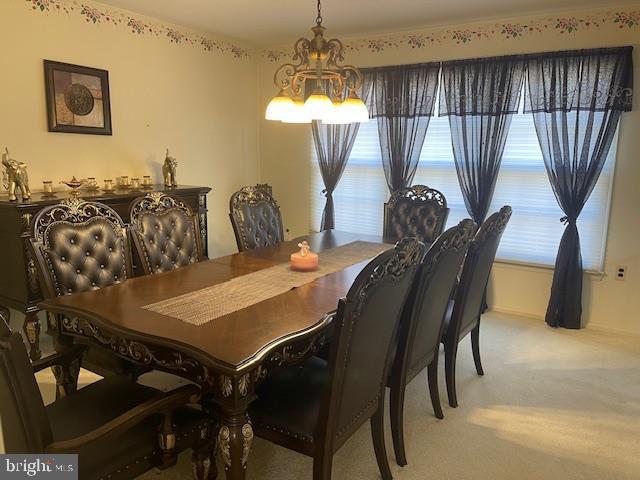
615,265 -> 628,281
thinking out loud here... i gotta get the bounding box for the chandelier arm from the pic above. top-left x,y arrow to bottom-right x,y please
325,38 -> 346,66
339,65 -> 364,94
290,72 -> 308,98
291,38 -> 312,68
329,77 -> 344,100
273,63 -> 297,90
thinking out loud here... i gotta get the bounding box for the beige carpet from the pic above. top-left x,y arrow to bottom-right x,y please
5,312 -> 640,479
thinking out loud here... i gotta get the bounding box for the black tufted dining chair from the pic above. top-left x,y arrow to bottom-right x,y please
29,198 -> 144,381
229,185 -> 284,252
249,238 -> 427,480
383,185 -> 449,245
129,192 -> 204,275
442,206 -> 512,408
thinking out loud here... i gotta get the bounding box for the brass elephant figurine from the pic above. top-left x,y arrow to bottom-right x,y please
2,148 -> 31,201
162,149 -> 178,188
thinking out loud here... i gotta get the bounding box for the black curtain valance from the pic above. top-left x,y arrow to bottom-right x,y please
364,62 -> 440,118
365,46 -> 633,118
524,46 -> 633,114
439,55 -> 527,116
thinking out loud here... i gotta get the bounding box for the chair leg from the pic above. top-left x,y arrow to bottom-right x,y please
444,340 -> 459,408
158,413 -> 178,469
371,398 -> 393,480
192,423 -> 218,480
312,452 -> 333,480
427,355 -> 444,420
471,324 -> 484,376
389,381 -> 407,467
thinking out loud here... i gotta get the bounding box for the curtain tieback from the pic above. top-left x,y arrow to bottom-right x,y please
322,189 -> 333,198
560,216 -> 576,225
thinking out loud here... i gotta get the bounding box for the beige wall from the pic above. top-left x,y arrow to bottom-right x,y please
258,7 -> 640,335
0,0 -> 259,257
1,1 -> 638,335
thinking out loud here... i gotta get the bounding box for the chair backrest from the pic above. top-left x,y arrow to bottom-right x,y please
129,192 -> 203,275
29,198 -> 132,298
229,186 -> 284,252
319,238 -> 426,449
0,311 -> 52,453
383,185 -> 449,244
399,219 -> 477,378
449,206 -> 512,341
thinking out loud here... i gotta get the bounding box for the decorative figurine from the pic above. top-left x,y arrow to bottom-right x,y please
290,241 -> 319,271
163,149 -> 178,188
2,148 -> 31,201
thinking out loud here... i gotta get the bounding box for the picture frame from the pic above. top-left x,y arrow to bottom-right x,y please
44,60 -> 112,135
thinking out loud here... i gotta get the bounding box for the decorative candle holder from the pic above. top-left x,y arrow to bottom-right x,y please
142,175 -> 153,188
84,177 -> 99,191
103,179 -> 115,193
42,181 -> 55,197
119,176 -> 131,188
290,241 -> 319,271
131,177 -> 140,190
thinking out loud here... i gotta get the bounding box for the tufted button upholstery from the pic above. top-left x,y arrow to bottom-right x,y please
229,185 -> 284,252
29,200 -> 131,298
129,193 -> 203,275
137,210 -> 198,274
45,220 -> 127,295
383,185 -> 449,244
235,203 -> 283,251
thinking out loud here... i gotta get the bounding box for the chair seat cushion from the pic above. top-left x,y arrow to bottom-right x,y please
249,356 -> 328,445
47,377 -> 209,480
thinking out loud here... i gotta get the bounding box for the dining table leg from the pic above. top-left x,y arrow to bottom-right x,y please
218,408 -> 254,480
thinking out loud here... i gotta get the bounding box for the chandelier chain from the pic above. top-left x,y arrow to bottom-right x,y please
316,0 -> 322,26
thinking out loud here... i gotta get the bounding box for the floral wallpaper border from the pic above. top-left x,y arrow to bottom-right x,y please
25,0 -> 252,59
262,8 -> 640,62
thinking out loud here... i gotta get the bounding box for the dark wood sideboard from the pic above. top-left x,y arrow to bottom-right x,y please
0,184 -> 211,360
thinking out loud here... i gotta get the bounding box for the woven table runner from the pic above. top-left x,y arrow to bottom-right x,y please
142,241 -> 386,326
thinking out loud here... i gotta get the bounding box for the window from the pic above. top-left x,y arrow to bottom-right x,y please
310,103 -> 617,272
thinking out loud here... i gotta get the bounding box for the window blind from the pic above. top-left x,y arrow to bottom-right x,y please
310,99 -> 617,272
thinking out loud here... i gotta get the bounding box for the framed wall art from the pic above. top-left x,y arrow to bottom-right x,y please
44,60 -> 112,135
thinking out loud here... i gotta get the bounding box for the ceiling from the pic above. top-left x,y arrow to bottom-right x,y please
98,0 -> 638,45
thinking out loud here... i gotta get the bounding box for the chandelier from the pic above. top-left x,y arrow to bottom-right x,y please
265,0 -> 369,124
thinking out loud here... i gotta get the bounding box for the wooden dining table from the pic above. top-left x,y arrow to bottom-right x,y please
41,230 -> 387,480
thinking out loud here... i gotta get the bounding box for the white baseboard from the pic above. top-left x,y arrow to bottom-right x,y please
489,307 -> 640,337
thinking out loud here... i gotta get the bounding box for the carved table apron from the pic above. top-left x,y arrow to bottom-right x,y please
41,230 -> 386,480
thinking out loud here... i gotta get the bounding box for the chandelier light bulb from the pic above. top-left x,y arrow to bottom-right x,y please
323,100 -> 350,125
265,91 -> 295,121
303,92 -> 334,120
281,99 -> 312,124
340,93 -> 369,123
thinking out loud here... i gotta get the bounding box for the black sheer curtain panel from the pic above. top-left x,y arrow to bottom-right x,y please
440,55 -> 526,224
525,46 -> 633,329
311,76 -> 373,230
368,63 -> 440,192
